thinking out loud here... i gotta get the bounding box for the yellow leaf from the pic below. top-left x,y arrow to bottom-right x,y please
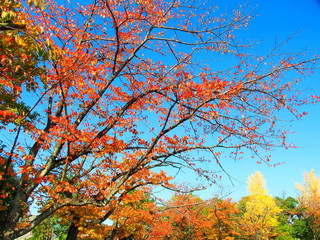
15,65 -> 21,72
15,36 -> 26,47
247,171 -> 268,195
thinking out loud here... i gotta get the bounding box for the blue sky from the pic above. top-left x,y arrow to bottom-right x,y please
201,0 -> 320,201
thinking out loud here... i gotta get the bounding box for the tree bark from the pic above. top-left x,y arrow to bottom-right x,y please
1,190 -> 27,240
0,22 -> 26,30
66,217 -> 80,240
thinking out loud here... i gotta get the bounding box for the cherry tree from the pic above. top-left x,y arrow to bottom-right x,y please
0,0 -> 318,239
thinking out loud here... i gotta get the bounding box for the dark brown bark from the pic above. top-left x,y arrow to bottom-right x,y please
66,217 -> 80,240
0,22 -> 26,30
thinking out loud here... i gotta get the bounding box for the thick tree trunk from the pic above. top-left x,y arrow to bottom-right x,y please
1,190 -> 27,240
66,217 -> 80,240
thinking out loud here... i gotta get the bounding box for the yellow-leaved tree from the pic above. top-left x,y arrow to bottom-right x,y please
239,171 -> 282,240
295,170 -> 320,239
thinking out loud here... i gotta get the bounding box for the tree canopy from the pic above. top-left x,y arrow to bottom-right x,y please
0,0 -> 319,239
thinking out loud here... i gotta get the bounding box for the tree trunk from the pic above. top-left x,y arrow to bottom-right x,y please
1,189 -> 27,240
66,218 -> 80,240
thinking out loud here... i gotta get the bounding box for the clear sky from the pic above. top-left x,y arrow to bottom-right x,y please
198,0 -> 320,201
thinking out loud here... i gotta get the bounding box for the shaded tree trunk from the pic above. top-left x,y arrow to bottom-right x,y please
66,217 -> 80,240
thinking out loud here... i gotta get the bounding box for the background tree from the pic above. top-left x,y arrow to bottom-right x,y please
296,170 -> 320,239
274,196 -> 298,240
147,194 -> 239,240
29,214 -> 68,240
197,198 -> 240,240
238,171 -> 282,239
103,193 -> 240,240
0,0 -> 318,239
149,194 -> 204,240
291,206 -> 314,240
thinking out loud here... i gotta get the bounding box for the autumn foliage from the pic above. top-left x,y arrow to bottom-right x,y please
147,194 -> 239,240
25,170 -> 318,240
0,0 -> 319,239
238,171 -> 282,239
296,170 -> 320,239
